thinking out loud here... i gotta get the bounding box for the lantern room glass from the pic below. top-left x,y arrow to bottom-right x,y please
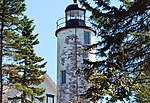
66,10 -> 85,21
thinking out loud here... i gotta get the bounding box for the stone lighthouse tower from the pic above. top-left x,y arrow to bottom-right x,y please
55,0 -> 96,102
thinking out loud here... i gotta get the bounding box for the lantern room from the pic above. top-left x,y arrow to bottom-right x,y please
65,1 -> 86,27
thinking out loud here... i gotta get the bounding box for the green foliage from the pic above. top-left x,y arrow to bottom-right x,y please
8,17 -> 47,103
0,0 -> 46,103
79,0 -> 150,102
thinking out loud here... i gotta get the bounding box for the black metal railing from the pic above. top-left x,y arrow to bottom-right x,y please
56,17 -> 96,30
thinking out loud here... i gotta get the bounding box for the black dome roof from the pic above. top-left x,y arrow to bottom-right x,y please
65,3 -> 85,12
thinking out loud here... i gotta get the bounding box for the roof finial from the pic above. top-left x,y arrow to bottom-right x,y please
73,0 -> 77,3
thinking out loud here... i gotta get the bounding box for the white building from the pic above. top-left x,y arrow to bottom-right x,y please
3,74 -> 57,103
35,74 -> 57,103
55,0 -> 96,102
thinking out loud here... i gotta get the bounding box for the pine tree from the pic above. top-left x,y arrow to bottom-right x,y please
8,16 -> 46,103
79,0 -> 150,102
0,0 -> 46,102
0,0 -> 26,102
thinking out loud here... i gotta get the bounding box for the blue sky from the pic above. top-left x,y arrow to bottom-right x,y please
25,0 -> 120,84
25,0 -> 72,84
25,1 -> 129,102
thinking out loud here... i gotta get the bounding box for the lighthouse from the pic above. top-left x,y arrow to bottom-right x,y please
55,0 -> 96,102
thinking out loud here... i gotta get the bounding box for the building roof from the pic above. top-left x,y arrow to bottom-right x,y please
65,3 -> 85,12
2,73 -> 56,103
3,87 -> 22,103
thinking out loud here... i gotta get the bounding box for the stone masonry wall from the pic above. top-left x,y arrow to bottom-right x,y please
57,28 -> 96,103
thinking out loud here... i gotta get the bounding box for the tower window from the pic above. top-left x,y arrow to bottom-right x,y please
84,31 -> 91,44
61,70 -> 66,84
